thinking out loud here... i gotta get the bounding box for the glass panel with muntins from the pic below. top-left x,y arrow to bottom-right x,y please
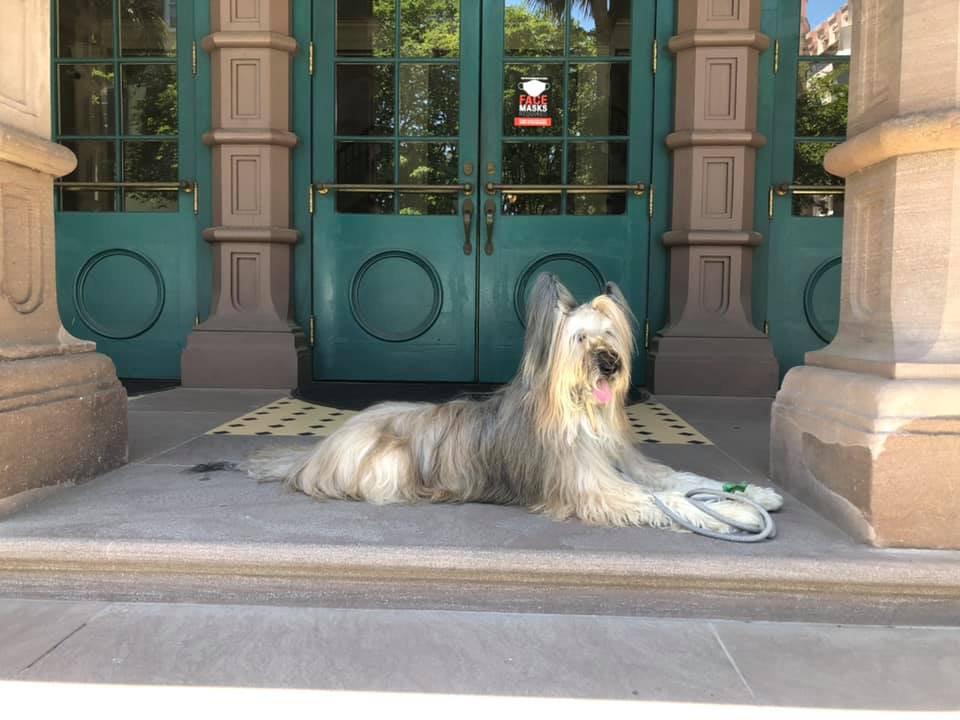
504,0 -> 563,56
567,140 -> 627,215
794,0 -> 850,216
337,0 -> 396,57
568,62 -> 629,136
58,0 -> 114,58
501,0 -> 631,215
58,65 -> 116,135
336,64 -> 396,136
60,140 -> 116,211
570,0 -> 631,56
399,142 -> 458,215
123,139 -> 178,211
400,0 -> 459,57
54,0 -> 179,212
335,0 -> 463,215
399,64 -> 459,136
121,64 -> 177,135
120,0 -> 176,56
501,142 -> 562,215
335,141 -> 396,214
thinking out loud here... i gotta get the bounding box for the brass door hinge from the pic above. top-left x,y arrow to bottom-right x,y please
191,41 -> 198,76
308,183 -> 315,214
194,313 -> 200,328
773,39 -> 780,74
308,42 -> 315,76
651,38 -> 659,74
763,320 -> 769,336
644,319 -> 651,350
767,185 -> 775,219
308,315 -> 316,346
647,183 -> 655,218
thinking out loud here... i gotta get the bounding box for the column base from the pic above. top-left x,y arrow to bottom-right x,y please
771,366 -> 960,549
181,328 -> 310,389
0,351 -> 127,500
647,335 -> 779,396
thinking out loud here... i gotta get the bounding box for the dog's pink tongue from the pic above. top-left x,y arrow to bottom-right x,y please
593,378 -> 613,405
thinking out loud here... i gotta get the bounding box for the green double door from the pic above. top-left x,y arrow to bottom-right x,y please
53,0 -> 200,379
312,0 -> 654,383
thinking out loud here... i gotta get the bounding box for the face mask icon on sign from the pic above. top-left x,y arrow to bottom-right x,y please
518,78 -> 549,97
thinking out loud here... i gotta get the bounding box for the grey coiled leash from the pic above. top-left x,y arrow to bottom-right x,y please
651,488 -> 777,543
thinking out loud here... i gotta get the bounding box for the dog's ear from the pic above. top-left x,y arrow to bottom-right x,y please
603,281 -> 629,310
519,273 -> 574,382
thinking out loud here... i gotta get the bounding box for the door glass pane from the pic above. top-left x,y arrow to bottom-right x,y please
122,64 -> 177,135
123,140 -> 177,211
570,0 -> 631,56
567,141 -> 626,215
58,65 -> 116,135
793,141 -> 844,217
399,64 -> 459,136
503,64 -> 563,136
120,0 -> 176,57
796,60 -> 848,137
399,142 -> 458,215
336,64 -> 395,136
337,0 -> 396,57
401,0 -> 460,57
568,62 -> 629,136
336,141 -> 395,213
801,1 -> 852,55
60,140 -> 116,211
501,142 -> 561,215
504,0 -> 563,56
58,0 -> 113,58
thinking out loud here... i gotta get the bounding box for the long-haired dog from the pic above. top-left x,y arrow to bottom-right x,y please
248,273 -> 782,532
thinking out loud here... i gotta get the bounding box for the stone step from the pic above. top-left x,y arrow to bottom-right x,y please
2,536 -> 959,625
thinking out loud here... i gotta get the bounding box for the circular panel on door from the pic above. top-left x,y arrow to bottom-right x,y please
350,250 -> 443,342
75,249 -> 165,339
514,253 -> 605,325
803,256 -> 842,343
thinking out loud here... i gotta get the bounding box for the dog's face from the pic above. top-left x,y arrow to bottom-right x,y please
520,273 -> 635,430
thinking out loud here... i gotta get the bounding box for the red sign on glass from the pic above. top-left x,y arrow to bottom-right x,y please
514,77 -> 552,128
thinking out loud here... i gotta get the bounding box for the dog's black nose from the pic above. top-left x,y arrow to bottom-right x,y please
596,350 -> 621,376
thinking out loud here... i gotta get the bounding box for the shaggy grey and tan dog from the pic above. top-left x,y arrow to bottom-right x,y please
248,273 -> 782,532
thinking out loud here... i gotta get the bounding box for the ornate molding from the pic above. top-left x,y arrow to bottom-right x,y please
0,125 -> 76,177
825,108 -> 960,178
201,31 -> 298,54
203,128 -> 299,147
666,130 -> 767,149
668,29 -> 770,53
202,226 -> 301,244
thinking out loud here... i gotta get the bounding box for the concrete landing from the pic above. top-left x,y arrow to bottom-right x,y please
1,388 -> 958,624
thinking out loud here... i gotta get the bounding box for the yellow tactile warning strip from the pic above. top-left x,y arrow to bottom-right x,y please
208,397 -> 713,445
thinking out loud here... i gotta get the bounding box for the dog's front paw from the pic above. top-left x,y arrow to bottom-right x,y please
744,484 -> 783,512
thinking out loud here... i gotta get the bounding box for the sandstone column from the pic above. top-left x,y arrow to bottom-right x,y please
771,0 -> 960,548
181,0 -> 309,388
647,0 -> 779,396
0,0 -> 126,501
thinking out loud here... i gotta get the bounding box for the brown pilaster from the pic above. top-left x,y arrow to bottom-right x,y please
0,0 -> 126,502
181,0 -> 309,389
647,0 -> 778,396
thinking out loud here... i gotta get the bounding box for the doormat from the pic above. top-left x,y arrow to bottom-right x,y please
207,397 -> 712,445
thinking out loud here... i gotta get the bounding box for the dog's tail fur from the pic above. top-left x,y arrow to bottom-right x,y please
244,446 -> 314,485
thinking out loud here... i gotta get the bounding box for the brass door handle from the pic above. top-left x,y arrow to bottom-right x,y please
462,198 -> 473,255
484,199 -> 495,256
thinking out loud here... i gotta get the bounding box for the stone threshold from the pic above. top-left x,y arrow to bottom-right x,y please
2,537 -> 958,624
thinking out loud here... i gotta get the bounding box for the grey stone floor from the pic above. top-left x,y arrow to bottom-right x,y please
0,597 -> 958,710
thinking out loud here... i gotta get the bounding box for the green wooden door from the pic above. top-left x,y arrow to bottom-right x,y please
312,0 -> 654,382
53,0 -> 200,379
765,0 -> 848,374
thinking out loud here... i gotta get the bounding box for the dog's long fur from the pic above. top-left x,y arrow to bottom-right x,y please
247,273 -> 782,532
